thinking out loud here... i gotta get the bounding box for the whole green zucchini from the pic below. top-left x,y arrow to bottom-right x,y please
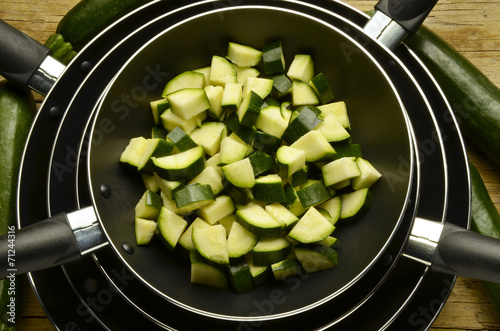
405,26 -> 500,168
56,0 -> 150,51
469,162 -> 500,310
0,81 -> 36,330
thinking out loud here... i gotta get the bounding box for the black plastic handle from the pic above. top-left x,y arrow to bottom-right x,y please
0,213 -> 81,279
0,19 -> 51,89
375,0 -> 439,34
432,223 -> 500,283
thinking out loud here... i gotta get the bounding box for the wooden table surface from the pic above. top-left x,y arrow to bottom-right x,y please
1,0 -> 500,329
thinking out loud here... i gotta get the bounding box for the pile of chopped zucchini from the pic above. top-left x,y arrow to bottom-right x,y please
120,41 -> 381,293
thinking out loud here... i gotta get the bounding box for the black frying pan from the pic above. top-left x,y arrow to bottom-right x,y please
1,0 -> 499,322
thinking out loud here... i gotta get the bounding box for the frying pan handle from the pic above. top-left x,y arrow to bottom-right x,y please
0,19 -> 64,95
0,207 -> 107,279
374,0 -> 438,35
432,223 -> 500,283
0,213 -> 80,279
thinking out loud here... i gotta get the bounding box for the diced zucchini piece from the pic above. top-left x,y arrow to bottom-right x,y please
314,114 -> 350,144
221,82 -> 242,110
317,101 -> 351,130
265,202 -> 299,230
155,174 -> 182,199
219,132 -> 250,165
179,217 -> 211,250
150,99 -> 169,125
188,166 -> 225,195
247,150 -> 276,177
288,207 -> 335,243
199,195 -> 235,225
172,183 -> 215,213
309,73 -> 334,104
224,183 -> 254,205
271,259 -> 304,281
157,207 -> 188,251
218,213 -> 237,234
237,91 -> 263,127
192,224 -> 229,265
244,254 -> 269,286
270,73 -> 292,99
262,97 -> 280,108
151,126 -> 168,139
204,85 -> 224,119
160,191 -> 189,216
135,218 -> 157,245
209,55 -> 237,86
226,257 -> 254,294
255,105 -> 288,138
334,143 -> 362,159
223,112 -> 256,144
242,77 -> 273,99
234,65 -> 260,85
351,158 -> 382,190
153,145 -> 205,181
252,237 -> 292,266
276,145 -> 306,178
292,80 -> 319,106
206,153 -> 223,175
227,42 -> 262,67
322,157 -> 361,187
120,136 -> 148,168
283,183 -> 307,216
294,244 -> 338,273
235,203 -> 283,237
317,196 -> 342,225
194,66 -> 211,85
287,54 -> 314,82
296,179 -> 331,208
340,188 -> 373,223
316,236 -> 338,247
262,40 -> 285,75
290,165 -> 309,187
281,105 -> 323,144
141,173 -> 160,193
167,127 -> 198,152
222,158 -> 255,188
290,130 -> 336,162
166,88 -> 210,120
227,221 -> 258,258
160,109 -> 201,134
189,121 -> 227,156
135,190 -> 162,219
162,70 -> 206,97
137,138 -> 174,174
252,131 -> 283,153
280,101 -> 292,122
252,174 -> 285,203
190,250 -> 228,289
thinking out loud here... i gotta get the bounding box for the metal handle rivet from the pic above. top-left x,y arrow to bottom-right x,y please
122,242 -> 135,255
80,61 -> 93,74
49,106 -> 61,119
100,184 -> 112,198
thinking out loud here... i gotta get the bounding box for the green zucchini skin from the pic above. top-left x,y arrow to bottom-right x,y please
469,162 -> 500,310
405,26 -> 500,167
56,0 -> 150,51
0,81 -> 36,329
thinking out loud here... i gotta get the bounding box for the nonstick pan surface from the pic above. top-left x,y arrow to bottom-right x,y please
87,2 -> 414,319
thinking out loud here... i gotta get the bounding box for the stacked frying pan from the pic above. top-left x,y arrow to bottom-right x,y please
1,0 -> 498,329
